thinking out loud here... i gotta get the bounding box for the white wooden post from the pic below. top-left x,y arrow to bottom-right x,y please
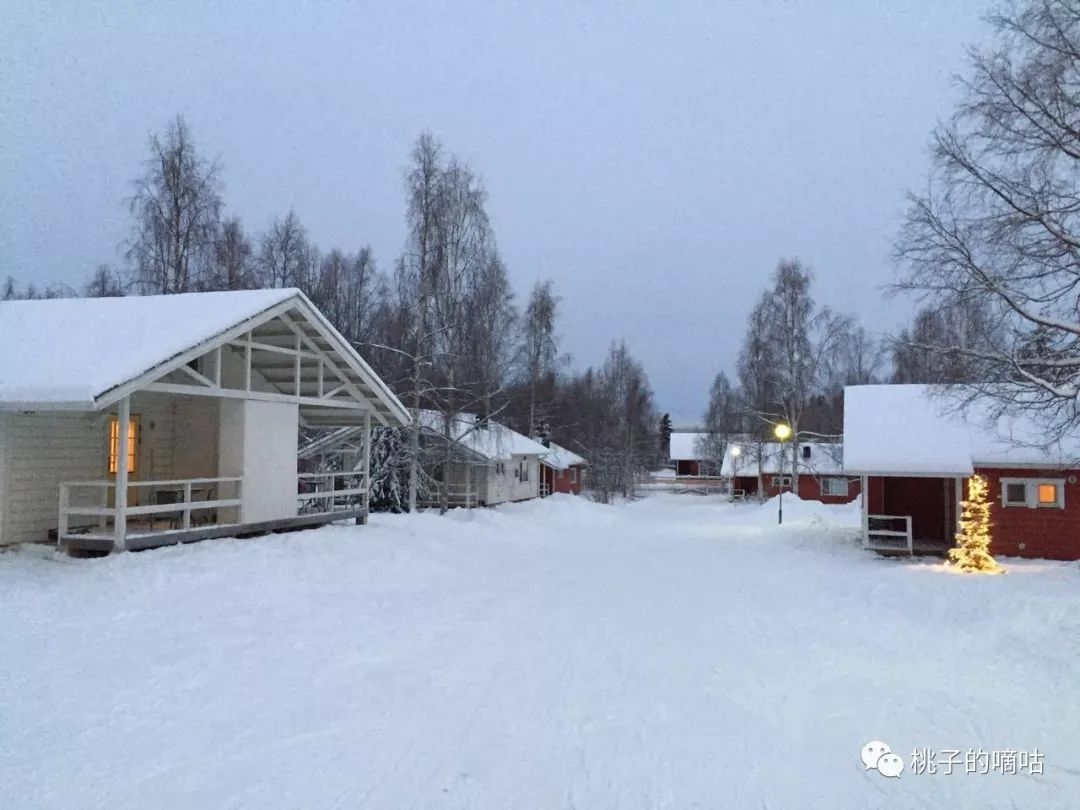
244,331 -> 252,391
214,345 -> 222,387
362,411 -> 371,520
182,481 -> 192,530
294,333 -> 301,397
861,475 -> 869,548
905,515 -> 913,555
57,484 -> 69,549
113,396 -> 130,552
317,359 -> 324,398
465,464 -> 472,507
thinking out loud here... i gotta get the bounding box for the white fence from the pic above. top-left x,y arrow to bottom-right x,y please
865,514 -> 913,554
297,471 -> 368,516
58,477 -> 243,544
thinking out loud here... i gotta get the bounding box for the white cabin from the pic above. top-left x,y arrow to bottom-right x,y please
0,289 -> 410,553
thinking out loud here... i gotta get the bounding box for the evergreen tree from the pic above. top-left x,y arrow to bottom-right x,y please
658,413 -> 673,462
949,475 -> 1003,574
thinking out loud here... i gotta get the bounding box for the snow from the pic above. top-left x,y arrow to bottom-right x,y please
417,409 -> 548,460
669,431 -> 707,460
0,289 -> 296,407
3,495 -> 1078,809
844,384 -> 1080,474
541,441 -> 587,470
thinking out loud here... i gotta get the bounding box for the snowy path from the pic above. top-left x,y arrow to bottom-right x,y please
2,494 -> 1079,809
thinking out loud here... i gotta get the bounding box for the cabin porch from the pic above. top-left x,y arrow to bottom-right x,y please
53,388 -> 371,553
861,474 -> 961,556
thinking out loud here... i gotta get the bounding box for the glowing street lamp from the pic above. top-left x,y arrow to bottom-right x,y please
774,423 -> 792,524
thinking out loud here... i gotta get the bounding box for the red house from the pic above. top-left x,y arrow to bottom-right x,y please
668,432 -> 714,477
540,442 -> 588,496
844,384 -> 1080,560
722,441 -> 858,504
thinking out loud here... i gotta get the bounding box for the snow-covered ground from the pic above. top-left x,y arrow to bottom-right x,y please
2,494 -> 1079,809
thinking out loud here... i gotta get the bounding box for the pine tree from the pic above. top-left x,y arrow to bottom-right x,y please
659,413 -> 673,462
948,474 -> 1003,574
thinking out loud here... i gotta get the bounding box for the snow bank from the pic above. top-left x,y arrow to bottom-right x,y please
1,495 -> 1077,809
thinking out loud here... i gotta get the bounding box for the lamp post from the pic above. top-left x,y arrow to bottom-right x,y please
730,445 -> 741,502
774,423 -> 792,525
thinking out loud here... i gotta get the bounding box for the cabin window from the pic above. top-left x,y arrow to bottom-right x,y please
821,477 -> 847,496
802,445 -> 812,460
1000,478 -> 1064,509
519,461 -> 530,482
495,462 -> 505,475
771,474 -> 792,489
108,415 -> 140,475
570,468 -> 578,484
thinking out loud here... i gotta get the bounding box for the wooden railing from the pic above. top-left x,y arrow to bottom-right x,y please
419,484 -> 479,509
866,514 -> 913,554
58,477 -> 243,545
297,471 -> 368,516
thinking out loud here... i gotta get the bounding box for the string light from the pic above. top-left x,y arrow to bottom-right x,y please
949,474 -> 1004,574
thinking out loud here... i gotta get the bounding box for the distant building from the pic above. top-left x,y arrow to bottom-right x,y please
539,442 -> 587,496
722,441 -> 856,504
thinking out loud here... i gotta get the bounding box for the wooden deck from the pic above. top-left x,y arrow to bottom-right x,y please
61,508 -> 368,553
869,536 -> 950,557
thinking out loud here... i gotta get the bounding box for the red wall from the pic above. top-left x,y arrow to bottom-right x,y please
975,467 -> 1080,560
866,470 -> 1080,560
675,460 -> 700,477
544,464 -> 584,495
732,474 -> 860,504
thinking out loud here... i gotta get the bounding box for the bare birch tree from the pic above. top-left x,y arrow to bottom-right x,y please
127,115 -> 222,295
895,0 -> 1080,437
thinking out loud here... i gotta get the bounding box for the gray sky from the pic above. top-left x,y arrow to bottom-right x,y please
1,0 -> 988,422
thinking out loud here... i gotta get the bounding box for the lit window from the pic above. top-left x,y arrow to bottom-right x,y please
108,415 -> 139,475
1000,478 -> 1064,509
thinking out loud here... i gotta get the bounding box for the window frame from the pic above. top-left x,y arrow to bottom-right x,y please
108,414 -> 140,476
570,468 -> 578,484
771,474 -> 792,489
519,460 -> 530,482
821,476 -> 848,497
999,477 -> 1065,510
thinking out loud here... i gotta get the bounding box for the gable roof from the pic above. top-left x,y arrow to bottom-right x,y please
0,289 -> 410,426
669,432 -> 709,461
843,384 -> 1080,475
418,410 -> 548,461
540,441 -> 588,470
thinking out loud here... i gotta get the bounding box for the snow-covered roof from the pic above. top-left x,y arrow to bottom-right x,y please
669,432 -> 709,461
0,289 -> 293,406
0,289 -> 410,426
721,442 -> 843,477
418,411 -> 548,461
540,441 -> 588,470
843,384 -> 1080,475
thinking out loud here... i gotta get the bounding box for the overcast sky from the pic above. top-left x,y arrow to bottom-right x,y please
1,0 -> 989,423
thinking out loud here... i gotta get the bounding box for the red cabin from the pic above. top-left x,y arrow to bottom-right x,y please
845,384 -> 1080,560
540,442 -> 588,496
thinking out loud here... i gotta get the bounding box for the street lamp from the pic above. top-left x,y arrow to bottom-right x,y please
773,423 -> 792,524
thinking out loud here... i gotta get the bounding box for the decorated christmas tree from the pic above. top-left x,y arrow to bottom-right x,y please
949,474 -> 1003,574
